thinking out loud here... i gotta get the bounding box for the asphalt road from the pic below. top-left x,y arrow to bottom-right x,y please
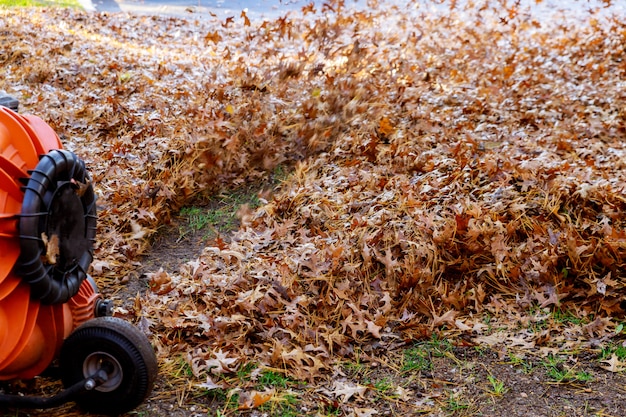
82,0 -> 315,19
81,0 -> 625,23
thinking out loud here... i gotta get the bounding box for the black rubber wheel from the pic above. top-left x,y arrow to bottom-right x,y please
59,317 -> 158,416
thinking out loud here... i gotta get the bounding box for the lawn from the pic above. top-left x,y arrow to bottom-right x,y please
0,0 -> 81,8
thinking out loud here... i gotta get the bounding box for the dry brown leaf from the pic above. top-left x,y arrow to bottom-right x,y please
600,354 -> 626,373
41,232 -> 60,265
238,389 -> 274,410
147,268 -> 174,295
329,380 -> 368,403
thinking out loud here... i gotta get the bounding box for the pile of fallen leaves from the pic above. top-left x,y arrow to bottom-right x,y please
2,0 -> 626,397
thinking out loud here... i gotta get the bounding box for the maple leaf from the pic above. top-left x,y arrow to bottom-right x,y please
454,319 -> 472,331
70,177 -> 91,197
302,2 -> 316,15
278,346 -> 327,380
147,268 -> 174,295
583,317 -> 613,338
473,332 -> 535,349
129,220 -> 147,240
366,320 -> 382,338
374,248 -> 399,277
195,375 -> 223,390
379,292 -> 393,314
393,386 -> 413,401
490,233 -> 511,265
90,259 -> 111,274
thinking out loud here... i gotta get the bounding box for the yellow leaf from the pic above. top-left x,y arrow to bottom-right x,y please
379,117 -> 394,136
225,104 -> 235,114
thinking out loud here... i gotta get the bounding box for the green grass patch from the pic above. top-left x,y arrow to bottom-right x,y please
178,188 -> 263,240
551,308 -> 591,326
174,355 -> 193,378
236,361 -> 257,382
599,342 -> 626,361
444,391 -> 471,414
0,0 -> 82,8
222,390 -> 240,411
506,353 -> 534,374
401,334 -> 454,375
343,348 -> 369,376
257,370 -> 295,389
487,374 -> 507,396
180,206 -> 213,232
542,354 -> 593,383
402,345 -> 432,373
258,393 -> 299,417
271,164 -> 290,183
366,377 -> 399,400
427,334 -> 454,357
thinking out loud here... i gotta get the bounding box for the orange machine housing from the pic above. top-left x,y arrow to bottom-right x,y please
0,106 -> 100,380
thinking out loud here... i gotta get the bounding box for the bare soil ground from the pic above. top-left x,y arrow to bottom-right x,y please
5,347 -> 626,417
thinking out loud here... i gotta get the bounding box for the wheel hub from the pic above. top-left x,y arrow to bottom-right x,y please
83,351 -> 123,392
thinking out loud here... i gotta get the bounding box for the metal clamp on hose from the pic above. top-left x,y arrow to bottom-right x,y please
0,90 -> 18,112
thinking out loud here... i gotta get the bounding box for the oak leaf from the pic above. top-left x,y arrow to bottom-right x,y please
600,354 -> 626,373
205,349 -> 238,375
330,380 -> 368,403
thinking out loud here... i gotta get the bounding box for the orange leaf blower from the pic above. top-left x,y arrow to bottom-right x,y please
0,93 -> 157,415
